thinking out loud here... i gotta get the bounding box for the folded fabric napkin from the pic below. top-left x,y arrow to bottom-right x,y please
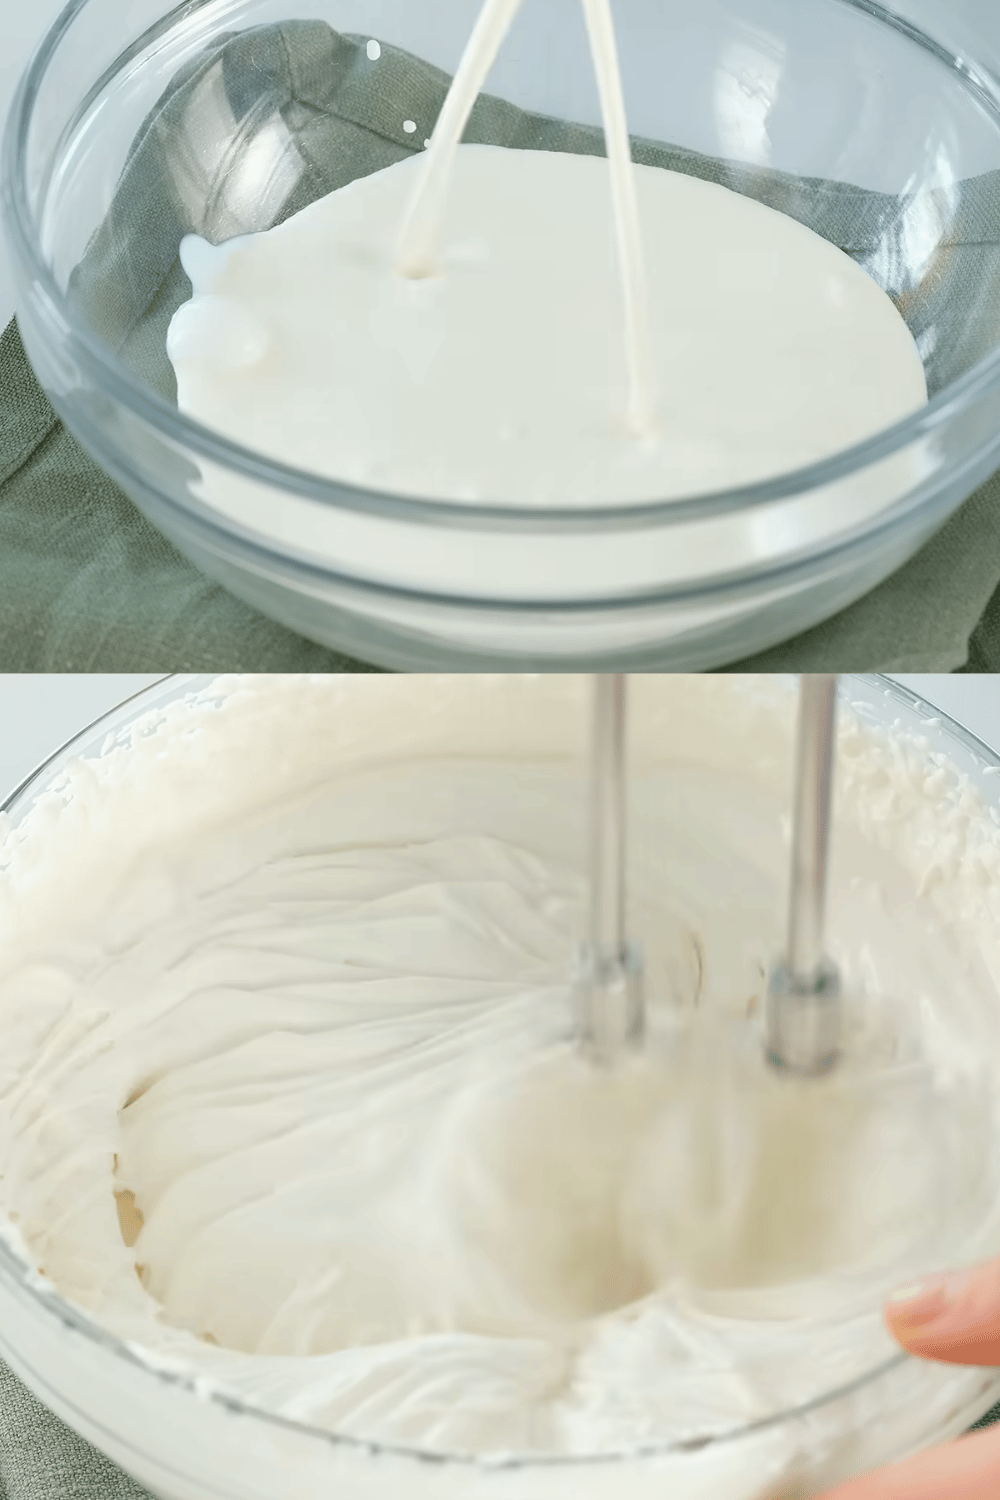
4,18 -> 1000,668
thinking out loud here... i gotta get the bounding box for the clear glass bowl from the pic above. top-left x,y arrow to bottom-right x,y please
6,2 -> 1000,667
0,672 -> 998,1500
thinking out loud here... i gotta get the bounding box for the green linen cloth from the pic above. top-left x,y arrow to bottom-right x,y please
0,321 -> 367,671
6,17 -> 1000,669
0,1361 -> 147,1499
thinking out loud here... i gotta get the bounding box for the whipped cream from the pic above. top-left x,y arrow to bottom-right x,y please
0,676 -> 999,1488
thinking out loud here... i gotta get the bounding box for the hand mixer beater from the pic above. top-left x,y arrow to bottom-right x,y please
578,674 -> 844,1076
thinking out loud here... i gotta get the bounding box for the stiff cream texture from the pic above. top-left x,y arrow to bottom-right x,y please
0,676 -> 998,1466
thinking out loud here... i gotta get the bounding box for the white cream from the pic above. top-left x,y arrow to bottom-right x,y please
162,2 -> 932,659
169,147 -> 926,509
396,0 -> 654,434
0,676 -> 999,1493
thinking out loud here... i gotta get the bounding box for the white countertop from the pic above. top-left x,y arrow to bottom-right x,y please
0,674 -> 998,808
0,675 -> 164,799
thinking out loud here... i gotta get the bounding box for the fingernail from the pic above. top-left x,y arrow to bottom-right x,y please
886,1270 -> 972,1327
886,1280 -> 946,1327
887,1279 -> 944,1305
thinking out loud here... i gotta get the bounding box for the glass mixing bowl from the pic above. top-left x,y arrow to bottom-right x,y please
6,1 -> 1000,669
0,673 -> 998,1500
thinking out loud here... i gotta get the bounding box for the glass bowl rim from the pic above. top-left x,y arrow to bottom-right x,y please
5,0 -> 1000,551
0,670 -> 997,1471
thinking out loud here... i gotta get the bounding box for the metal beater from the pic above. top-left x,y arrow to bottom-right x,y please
577,673 -> 843,1076
765,674 -> 842,1076
576,674 -> 644,1063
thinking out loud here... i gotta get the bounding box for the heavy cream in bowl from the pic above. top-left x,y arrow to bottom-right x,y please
0,674 -> 999,1500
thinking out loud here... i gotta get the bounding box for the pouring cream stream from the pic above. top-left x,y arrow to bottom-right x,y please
166,0 -> 926,518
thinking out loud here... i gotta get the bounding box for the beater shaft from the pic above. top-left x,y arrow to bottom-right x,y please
766,675 -> 842,1077
578,675 -> 644,1062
